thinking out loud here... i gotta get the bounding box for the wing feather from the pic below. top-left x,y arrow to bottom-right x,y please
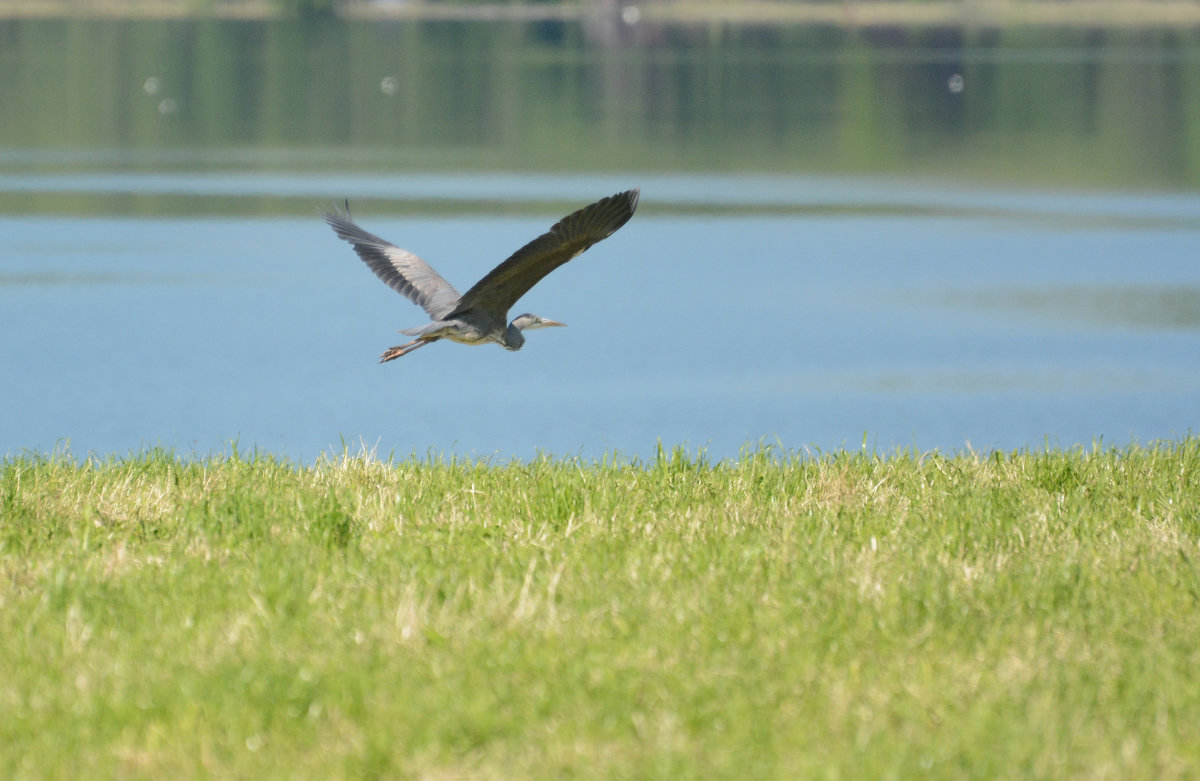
323,207 -> 461,320
449,189 -> 639,319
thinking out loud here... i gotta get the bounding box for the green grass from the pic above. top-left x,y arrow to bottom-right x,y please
2,441 -> 1199,778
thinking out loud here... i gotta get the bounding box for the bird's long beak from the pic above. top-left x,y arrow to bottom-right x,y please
542,319 -> 567,328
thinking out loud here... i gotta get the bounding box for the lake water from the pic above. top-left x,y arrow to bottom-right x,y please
1,18 -> 1198,461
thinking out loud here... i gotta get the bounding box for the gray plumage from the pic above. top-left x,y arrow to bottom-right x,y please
324,188 -> 639,362
320,213 -> 461,320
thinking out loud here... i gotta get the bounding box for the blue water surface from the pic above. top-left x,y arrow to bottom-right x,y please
2,172 -> 1198,461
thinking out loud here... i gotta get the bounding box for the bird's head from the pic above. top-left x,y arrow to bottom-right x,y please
510,313 -> 567,332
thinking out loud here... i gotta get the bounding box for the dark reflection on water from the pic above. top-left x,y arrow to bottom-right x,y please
1,18 -> 1198,189
944,286 -> 1200,330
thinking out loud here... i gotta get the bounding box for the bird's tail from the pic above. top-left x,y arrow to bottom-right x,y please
379,338 -> 433,362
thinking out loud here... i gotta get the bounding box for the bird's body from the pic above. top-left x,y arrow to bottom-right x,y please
324,189 -> 639,362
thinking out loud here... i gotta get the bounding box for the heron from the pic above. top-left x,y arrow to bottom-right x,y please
323,189 -> 639,362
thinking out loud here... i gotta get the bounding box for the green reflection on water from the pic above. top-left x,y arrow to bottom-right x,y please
1,17 -> 1197,197
951,286 -> 1200,330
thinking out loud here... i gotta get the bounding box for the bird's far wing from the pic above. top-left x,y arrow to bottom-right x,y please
323,207 -> 462,320
448,188 -> 640,319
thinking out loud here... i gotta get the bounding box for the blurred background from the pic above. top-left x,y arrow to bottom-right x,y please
1,0 -> 1198,461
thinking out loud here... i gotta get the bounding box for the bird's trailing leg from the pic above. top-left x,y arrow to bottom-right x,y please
379,338 -> 434,362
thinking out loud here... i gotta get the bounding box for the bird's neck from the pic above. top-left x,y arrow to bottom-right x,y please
502,322 -> 526,351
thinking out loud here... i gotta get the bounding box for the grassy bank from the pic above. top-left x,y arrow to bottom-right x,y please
2,442 -> 1200,777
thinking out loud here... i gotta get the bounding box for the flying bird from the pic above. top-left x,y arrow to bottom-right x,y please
324,189 -> 639,362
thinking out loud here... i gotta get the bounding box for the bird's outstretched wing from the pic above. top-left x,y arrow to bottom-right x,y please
448,189 -> 639,319
323,207 -> 462,320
